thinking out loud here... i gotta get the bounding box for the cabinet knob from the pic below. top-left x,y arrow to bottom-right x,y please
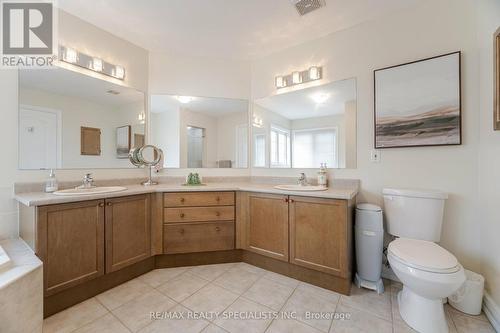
215,227 -> 220,232
180,228 -> 185,234
180,198 -> 185,203
215,211 -> 221,217
290,199 -> 294,203
180,213 -> 185,218
216,197 -> 220,202
106,202 -> 112,206
284,198 -> 289,203
98,202 -> 104,207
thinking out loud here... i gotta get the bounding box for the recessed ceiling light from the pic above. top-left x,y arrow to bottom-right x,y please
311,93 -> 330,104
176,96 -> 194,104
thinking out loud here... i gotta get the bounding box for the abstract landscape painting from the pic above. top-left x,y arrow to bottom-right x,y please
374,52 -> 461,148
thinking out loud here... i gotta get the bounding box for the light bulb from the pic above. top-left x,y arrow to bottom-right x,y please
275,76 -> 286,88
92,58 -> 103,71
292,71 -> 302,84
309,66 -> 321,80
63,48 -> 77,63
113,65 -> 125,79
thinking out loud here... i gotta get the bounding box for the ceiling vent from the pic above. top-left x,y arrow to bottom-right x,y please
291,0 -> 326,16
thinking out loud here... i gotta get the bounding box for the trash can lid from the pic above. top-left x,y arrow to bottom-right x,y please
356,203 -> 382,212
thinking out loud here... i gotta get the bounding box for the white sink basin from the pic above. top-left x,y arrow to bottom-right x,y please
53,186 -> 127,196
274,184 -> 328,192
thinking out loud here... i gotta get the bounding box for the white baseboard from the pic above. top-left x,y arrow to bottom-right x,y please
484,292 -> 500,332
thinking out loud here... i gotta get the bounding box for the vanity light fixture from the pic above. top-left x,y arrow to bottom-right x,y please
176,96 -> 194,104
59,46 -> 126,80
275,66 -> 322,89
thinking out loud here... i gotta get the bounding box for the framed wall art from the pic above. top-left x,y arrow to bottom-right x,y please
374,52 -> 461,148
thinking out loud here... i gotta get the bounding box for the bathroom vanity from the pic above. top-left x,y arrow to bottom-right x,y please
16,182 -> 357,317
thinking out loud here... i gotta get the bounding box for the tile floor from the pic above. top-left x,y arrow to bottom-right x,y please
43,263 -> 496,333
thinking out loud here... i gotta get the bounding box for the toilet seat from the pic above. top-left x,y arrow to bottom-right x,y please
388,238 -> 460,274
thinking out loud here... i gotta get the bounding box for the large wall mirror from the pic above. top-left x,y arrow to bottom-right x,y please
150,95 -> 249,168
18,68 -> 145,170
252,78 -> 357,169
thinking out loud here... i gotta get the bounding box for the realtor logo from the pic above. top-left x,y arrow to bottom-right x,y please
2,2 -> 53,54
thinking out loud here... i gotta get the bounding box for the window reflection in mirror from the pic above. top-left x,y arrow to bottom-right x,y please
150,95 -> 249,168
18,68 -> 145,170
253,78 -> 357,169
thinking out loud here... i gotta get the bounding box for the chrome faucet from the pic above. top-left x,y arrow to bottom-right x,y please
79,173 -> 95,189
298,173 -> 308,186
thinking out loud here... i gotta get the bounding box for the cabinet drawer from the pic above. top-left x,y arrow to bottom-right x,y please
163,221 -> 235,254
164,206 -> 234,223
164,192 -> 234,207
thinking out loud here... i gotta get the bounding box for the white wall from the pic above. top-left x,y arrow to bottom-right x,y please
250,0 -> 482,273
477,0 -> 500,312
151,111 -> 181,168
0,9 -> 149,239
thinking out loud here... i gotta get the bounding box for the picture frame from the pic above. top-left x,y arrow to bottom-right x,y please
495,28 -> 500,130
116,125 -> 131,159
374,52 -> 462,148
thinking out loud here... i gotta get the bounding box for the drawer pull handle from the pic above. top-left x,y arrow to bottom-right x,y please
215,212 -> 221,217
215,227 -> 220,232
180,198 -> 185,203
216,197 -> 221,202
180,213 -> 185,218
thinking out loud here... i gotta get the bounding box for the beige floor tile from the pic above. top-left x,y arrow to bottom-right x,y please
43,298 -> 108,333
232,262 -> 268,275
138,267 -> 188,288
201,323 -> 229,332
213,266 -> 262,294
96,278 -> 154,310
72,313 -> 129,333
450,310 -> 496,333
330,303 -> 392,333
243,277 -> 295,310
157,272 -> 210,302
263,271 -> 301,289
112,289 -> 177,332
266,318 -> 322,333
188,263 -> 236,281
214,298 -> 274,333
446,303 -> 490,322
138,304 -> 210,333
339,284 -> 391,321
296,282 -> 341,304
181,283 -> 239,314
282,288 -> 338,332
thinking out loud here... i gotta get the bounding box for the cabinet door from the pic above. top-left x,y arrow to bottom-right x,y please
246,193 -> 289,261
289,196 -> 348,276
37,200 -> 105,296
105,194 -> 151,273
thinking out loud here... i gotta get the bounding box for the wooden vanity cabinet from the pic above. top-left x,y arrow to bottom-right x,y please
37,200 -> 105,296
105,194 -> 151,273
245,192 -> 289,262
35,194 -> 151,295
289,196 -> 349,276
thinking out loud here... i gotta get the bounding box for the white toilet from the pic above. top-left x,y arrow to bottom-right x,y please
383,188 -> 466,333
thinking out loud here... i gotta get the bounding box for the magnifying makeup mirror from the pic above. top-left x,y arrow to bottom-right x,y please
129,145 -> 164,185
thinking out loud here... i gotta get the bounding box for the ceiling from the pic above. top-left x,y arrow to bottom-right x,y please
20,68 -> 144,107
57,0 -> 420,60
151,95 -> 248,117
255,78 -> 356,120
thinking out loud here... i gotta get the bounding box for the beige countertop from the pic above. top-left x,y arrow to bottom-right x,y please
14,180 -> 359,207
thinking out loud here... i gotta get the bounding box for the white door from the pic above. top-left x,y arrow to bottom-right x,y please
235,124 -> 248,168
19,106 -> 61,169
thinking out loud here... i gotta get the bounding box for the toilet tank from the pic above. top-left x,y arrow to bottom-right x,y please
382,188 -> 448,242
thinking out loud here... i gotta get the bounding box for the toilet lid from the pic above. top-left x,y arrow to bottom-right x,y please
388,238 -> 459,273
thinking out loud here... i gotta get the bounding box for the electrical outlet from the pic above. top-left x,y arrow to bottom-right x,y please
370,150 -> 381,163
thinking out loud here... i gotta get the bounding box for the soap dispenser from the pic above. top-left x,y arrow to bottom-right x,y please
317,163 -> 328,188
45,169 -> 58,193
